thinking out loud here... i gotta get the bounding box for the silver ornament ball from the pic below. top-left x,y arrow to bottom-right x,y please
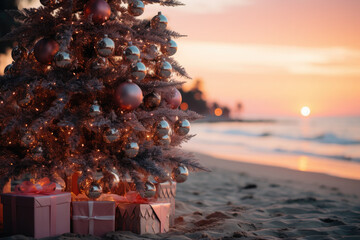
89,101 -> 101,117
128,0 -> 145,16
96,35 -> 115,57
124,45 -> 141,62
100,169 -> 120,193
54,51 -> 71,68
157,60 -> 172,79
172,165 -> 188,183
151,12 -> 168,30
12,46 -> 28,61
124,142 -> 139,158
175,119 -> 190,136
156,119 -> 171,137
131,61 -> 147,81
161,39 -> 177,56
104,128 -> 121,143
4,63 -> 14,76
143,92 -> 161,110
142,181 -> 156,198
85,182 -> 103,199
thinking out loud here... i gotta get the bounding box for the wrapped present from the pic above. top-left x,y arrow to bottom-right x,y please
0,191 -> 71,238
72,201 -> 115,237
116,192 -> 170,234
0,180 -> 11,227
65,171 -> 81,194
155,181 -> 176,226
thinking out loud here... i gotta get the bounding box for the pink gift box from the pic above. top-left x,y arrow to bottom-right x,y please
155,181 -> 176,226
0,192 -> 70,238
116,202 -> 170,234
72,201 -> 115,237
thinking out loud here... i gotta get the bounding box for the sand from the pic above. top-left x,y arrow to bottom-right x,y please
5,153 -> 360,239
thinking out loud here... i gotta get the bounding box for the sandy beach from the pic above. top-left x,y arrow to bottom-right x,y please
167,153 -> 360,239
6,152 -> 355,240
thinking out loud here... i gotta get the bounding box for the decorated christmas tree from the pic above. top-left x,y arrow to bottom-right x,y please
0,0 -> 206,199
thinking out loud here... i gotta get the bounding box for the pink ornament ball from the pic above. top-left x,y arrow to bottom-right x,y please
165,88 -> 182,109
115,81 -> 143,111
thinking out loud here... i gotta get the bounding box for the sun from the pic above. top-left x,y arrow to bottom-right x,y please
301,106 -> 311,117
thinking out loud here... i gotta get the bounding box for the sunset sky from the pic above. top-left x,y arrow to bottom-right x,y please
2,0 -> 360,117
147,0 -> 360,117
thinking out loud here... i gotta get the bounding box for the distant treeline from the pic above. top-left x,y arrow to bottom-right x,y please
180,79 -> 242,118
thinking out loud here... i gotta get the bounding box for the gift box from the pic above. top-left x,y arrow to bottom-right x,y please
65,171 -> 81,195
155,181 -> 176,226
0,192 -> 71,238
0,181 -> 11,228
72,201 -> 115,237
116,202 -> 170,234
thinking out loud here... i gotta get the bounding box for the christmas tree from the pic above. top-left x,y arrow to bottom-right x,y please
0,0 -> 206,198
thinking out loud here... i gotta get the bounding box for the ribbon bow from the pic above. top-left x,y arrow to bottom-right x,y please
15,177 -> 58,194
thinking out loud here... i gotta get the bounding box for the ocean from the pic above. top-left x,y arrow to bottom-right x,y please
183,116 -> 360,180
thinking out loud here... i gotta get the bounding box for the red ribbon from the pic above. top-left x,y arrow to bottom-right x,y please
14,177 -> 57,194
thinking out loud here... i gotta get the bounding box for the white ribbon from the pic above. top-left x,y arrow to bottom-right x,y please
72,201 -> 115,234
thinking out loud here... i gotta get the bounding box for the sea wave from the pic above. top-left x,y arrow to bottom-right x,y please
214,129 -> 360,145
274,148 -> 360,162
192,136 -> 360,162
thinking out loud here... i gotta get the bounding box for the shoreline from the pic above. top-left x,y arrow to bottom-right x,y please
192,152 -> 360,197
184,141 -> 360,181
195,117 -> 277,124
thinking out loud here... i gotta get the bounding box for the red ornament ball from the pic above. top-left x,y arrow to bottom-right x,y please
115,81 -> 143,111
34,38 -> 59,65
84,0 -> 111,24
165,88 -> 182,109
